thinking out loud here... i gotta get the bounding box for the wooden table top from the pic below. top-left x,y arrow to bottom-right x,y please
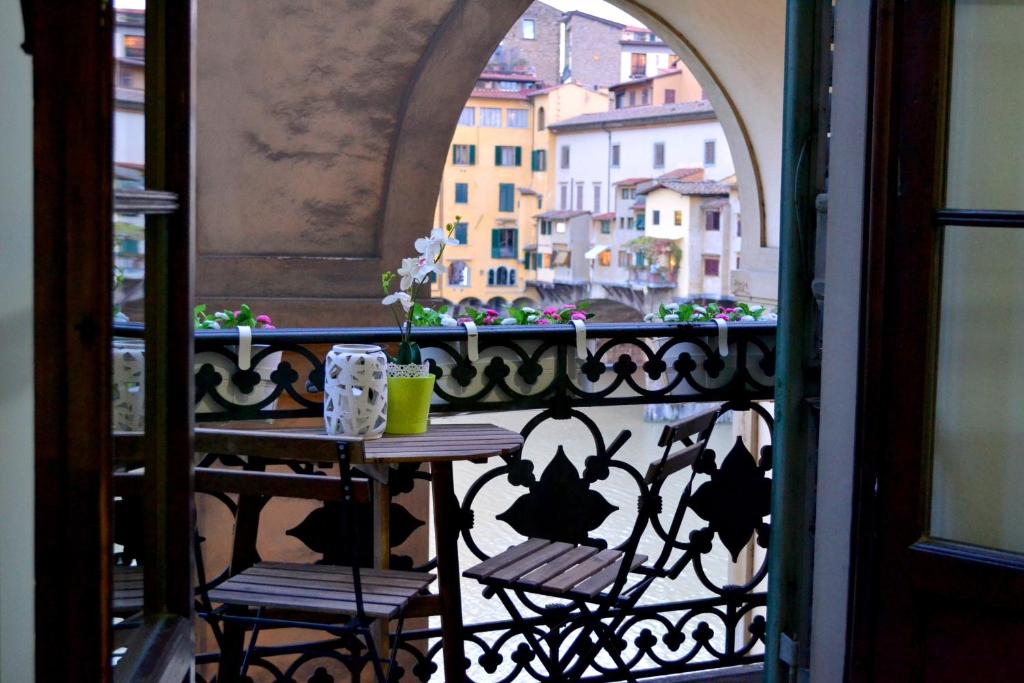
114,422 -> 522,466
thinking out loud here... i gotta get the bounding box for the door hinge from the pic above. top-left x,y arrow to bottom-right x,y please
779,632 -> 810,672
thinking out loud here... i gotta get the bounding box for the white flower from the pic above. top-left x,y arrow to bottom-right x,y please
764,312 -> 778,320
397,257 -> 421,291
527,314 -> 539,323
693,305 -> 706,314
643,313 -> 656,322
740,315 -> 755,322
665,303 -> 680,313
500,317 -> 517,325
521,306 -> 537,314
751,305 -> 764,312
382,291 -> 413,312
214,311 -> 230,321
414,228 -> 459,261
440,314 -> 458,327
418,260 -> 445,280
664,313 -> 680,322
690,312 -> 703,321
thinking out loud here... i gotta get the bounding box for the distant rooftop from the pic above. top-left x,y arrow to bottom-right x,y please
561,10 -> 626,30
469,88 -> 532,101
660,167 -> 705,182
536,210 -> 591,220
638,179 -> 732,197
609,68 -> 682,91
615,177 -> 651,186
548,101 -> 715,132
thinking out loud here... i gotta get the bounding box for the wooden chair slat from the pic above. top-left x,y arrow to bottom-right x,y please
240,567 -> 433,592
208,588 -> 397,619
489,542 -> 575,582
542,549 -> 622,593
644,440 -> 707,485
228,573 -> 425,598
658,405 -> 720,447
568,554 -> 648,598
463,538 -> 551,580
253,561 -> 433,585
209,579 -> 409,607
518,545 -> 602,587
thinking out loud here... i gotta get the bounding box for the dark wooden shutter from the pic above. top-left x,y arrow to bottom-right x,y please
515,146 -> 522,166
469,144 -> 476,165
491,229 -> 500,258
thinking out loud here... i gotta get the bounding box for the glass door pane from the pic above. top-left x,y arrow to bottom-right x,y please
930,0 -> 1024,553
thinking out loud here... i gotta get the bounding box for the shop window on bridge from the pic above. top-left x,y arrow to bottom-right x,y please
454,221 -> 468,245
448,260 -> 470,287
492,227 -> 518,258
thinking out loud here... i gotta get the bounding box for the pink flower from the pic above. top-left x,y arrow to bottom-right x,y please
234,310 -> 242,318
571,311 -> 587,321
457,316 -> 472,323
723,307 -> 736,313
483,315 -> 497,325
715,313 -> 730,320
536,318 -> 550,325
256,314 -> 272,325
262,324 -> 275,329
485,308 -> 498,316
561,303 -> 576,310
543,306 -> 558,316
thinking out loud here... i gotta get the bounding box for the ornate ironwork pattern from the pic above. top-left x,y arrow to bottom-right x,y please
113,322 -> 775,681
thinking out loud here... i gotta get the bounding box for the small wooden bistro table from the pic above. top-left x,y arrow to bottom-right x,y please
192,421 -> 524,683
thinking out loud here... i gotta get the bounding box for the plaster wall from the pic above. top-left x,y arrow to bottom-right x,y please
0,3 -> 35,680
563,13 -> 624,89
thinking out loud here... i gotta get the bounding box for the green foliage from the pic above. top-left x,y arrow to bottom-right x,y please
193,303 -> 275,330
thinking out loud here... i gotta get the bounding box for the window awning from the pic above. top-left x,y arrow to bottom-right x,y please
584,244 -> 611,259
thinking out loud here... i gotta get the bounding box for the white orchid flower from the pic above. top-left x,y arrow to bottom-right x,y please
382,291 -> 413,312
432,227 -> 459,246
397,257 -> 421,291
440,314 -> 458,327
751,305 -> 764,312
500,317 -> 517,325
665,303 -> 680,313
690,312 -> 703,321
664,313 -> 680,322
414,228 -> 459,261
521,306 -> 537,314
417,260 -> 445,281
643,313 -> 656,322
693,305 -> 707,314
527,314 -> 539,323
740,315 -> 755,322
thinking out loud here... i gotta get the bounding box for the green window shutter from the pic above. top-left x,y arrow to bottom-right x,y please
491,229 -> 500,258
455,222 -> 468,245
469,144 -> 476,165
499,183 -> 514,212
495,146 -> 502,166
452,145 -> 457,164
512,229 -> 519,256
515,146 -> 522,166
523,253 -> 530,269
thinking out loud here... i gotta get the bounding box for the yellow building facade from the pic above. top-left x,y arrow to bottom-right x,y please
434,81 -> 609,308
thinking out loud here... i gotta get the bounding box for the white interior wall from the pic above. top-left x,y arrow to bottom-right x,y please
0,2 -> 35,680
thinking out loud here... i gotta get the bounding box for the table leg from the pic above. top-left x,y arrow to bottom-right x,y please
431,461 -> 467,682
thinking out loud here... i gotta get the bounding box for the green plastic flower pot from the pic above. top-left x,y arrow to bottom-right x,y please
385,375 -> 436,435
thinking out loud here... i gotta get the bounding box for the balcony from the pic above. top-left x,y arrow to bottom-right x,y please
114,320 -> 775,681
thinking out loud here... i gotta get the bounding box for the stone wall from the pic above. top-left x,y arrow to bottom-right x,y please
488,0 -> 562,85
565,13 -> 624,89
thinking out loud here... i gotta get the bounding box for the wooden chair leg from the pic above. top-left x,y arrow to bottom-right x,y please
216,613 -> 246,683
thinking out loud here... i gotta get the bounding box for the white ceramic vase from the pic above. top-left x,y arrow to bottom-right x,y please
323,344 -> 388,439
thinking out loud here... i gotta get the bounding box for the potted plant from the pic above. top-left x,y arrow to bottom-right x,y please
379,220 -> 460,433
642,301 -> 777,395
111,304 -> 279,430
416,301 -> 596,403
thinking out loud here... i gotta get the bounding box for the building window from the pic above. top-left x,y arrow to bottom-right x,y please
560,145 -> 570,169
627,216 -> 635,229
664,88 -> 676,104
448,260 -> 470,287
540,219 -> 552,235
494,266 -> 513,286
635,251 -> 645,267
506,109 -> 528,128
458,107 -> 475,126
492,228 -> 518,258
611,144 -> 621,167
481,107 -> 502,127
531,149 -> 547,171
522,18 -> 536,39
654,142 -> 665,168
620,187 -> 631,200
619,250 -> 631,268
559,183 -> 568,210
703,256 -> 720,277
737,216 -> 742,237
593,183 -> 601,212
487,269 -> 495,286
455,183 -> 468,204
652,210 -> 661,226
600,220 -> 611,234
553,250 -> 571,267
598,250 -> 612,266
641,89 -> 649,105
119,69 -> 135,88
575,182 -> 584,210
618,217 -> 625,230
615,92 -> 625,109
736,256 -> 742,268
454,221 -> 468,245
498,183 -> 515,212
555,221 -> 566,233
495,145 -> 521,166
674,210 -> 683,226
537,107 -> 546,130
629,91 -> 636,107
704,139 -> 717,166
706,210 -> 721,231
124,35 -> 145,60
630,52 -> 646,77
452,144 -> 475,165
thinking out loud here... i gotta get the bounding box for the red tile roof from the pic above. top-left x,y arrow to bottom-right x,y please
592,212 -> 616,220
469,88 -> 532,100
614,177 -> 651,186
660,167 -> 704,182
548,101 -> 715,131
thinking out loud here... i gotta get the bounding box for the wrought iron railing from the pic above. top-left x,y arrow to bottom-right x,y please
114,321 -> 775,682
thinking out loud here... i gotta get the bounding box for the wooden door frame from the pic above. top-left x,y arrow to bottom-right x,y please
849,1 -> 1024,679
32,2 -> 115,679
31,1 -> 196,680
